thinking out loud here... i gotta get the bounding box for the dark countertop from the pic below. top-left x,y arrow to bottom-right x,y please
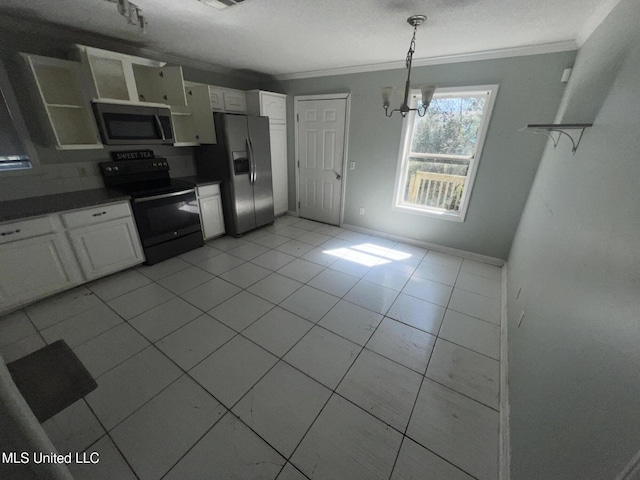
177,176 -> 222,187
0,189 -> 131,223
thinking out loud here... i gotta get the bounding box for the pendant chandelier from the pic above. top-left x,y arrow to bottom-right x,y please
382,15 -> 436,118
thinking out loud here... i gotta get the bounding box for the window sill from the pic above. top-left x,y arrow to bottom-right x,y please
392,203 -> 465,223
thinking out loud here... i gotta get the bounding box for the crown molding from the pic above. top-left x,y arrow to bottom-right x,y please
273,41 -> 578,81
576,0 -> 623,46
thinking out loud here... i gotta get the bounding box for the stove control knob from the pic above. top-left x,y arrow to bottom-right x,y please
105,167 -> 112,172
152,162 -> 157,167
163,162 -> 168,166
114,166 -> 119,171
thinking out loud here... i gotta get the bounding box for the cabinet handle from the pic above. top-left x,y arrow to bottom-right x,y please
163,95 -> 168,101
1,229 -> 21,236
159,71 -> 164,78
92,211 -> 107,217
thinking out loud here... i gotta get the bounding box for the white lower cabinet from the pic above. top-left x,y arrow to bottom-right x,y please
0,201 -> 144,314
67,217 -> 143,280
197,184 -> 225,240
0,232 -> 82,312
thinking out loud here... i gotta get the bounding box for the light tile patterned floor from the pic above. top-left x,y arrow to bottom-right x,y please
0,215 -> 503,480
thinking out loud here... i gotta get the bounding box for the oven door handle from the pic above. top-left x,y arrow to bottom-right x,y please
247,137 -> 256,185
133,189 -> 195,203
154,114 -> 166,141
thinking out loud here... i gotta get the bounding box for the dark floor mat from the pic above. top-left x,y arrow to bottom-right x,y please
7,339 -> 97,423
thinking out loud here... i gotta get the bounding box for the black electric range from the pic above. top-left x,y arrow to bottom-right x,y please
99,158 -> 203,265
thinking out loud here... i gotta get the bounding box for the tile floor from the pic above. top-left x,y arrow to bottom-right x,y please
0,215 -> 503,480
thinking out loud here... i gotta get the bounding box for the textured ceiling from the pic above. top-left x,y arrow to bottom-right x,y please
0,0 -> 612,77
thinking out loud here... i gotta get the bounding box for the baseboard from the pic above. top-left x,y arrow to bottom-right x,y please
286,210 -> 299,217
500,264 -> 511,480
341,223 -> 506,266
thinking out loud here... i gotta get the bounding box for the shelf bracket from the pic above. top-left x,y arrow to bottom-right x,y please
521,124 -> 592,154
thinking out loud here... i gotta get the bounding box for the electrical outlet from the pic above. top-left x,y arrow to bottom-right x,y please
350,162 -> 356,170
359,207 -> 365,215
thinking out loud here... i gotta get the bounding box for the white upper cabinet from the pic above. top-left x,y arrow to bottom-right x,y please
247,90 -> 286,123
206,85 -> 247,113
72,45 -> 187,107
222,89 -> 246,113
133,64 -> 187,106
172,85 -> 217,146
21,53 -> 103,150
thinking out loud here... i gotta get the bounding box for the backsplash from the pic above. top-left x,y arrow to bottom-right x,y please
0,154 -> 196,202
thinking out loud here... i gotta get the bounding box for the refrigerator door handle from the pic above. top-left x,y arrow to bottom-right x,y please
247,137 -> 256,185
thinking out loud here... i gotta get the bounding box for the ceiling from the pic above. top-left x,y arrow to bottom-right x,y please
0,0 -> 614,78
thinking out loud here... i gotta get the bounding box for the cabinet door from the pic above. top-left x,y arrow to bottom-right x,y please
199,195 -> 225,239
159,66 -> 187,106
187,85 -> 217,144
86,54 -> 136,101
269,123 -> 289,215
0,233 -> 81,312
260,92 -> 287,123
68,217 -> 144,280
209,87 -> 224,111
133,65 -> 187,106
223,90 -> 247,113
21,54 -> 102,150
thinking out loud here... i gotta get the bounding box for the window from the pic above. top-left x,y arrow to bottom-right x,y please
393,85 -> 497,222
0,60 -> 36,172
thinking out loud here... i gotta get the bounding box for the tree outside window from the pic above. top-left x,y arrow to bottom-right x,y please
394,86 -> 497,221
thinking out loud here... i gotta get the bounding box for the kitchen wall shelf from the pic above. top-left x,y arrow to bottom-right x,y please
523,123 -> 592,154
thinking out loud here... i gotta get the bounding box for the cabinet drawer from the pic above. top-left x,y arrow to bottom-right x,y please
62,202 -> 131,229
0,216 -> 56,244
197,183 -> 220,198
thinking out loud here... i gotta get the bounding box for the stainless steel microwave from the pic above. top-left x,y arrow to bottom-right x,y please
92,102 -> 174,145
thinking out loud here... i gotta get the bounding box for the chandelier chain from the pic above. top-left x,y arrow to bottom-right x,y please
406,26 -> 417,69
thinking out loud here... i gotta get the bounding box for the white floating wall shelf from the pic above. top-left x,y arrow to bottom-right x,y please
523,124 -> 592,154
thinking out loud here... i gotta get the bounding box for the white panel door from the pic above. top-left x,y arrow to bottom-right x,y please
297,98 -> 346,225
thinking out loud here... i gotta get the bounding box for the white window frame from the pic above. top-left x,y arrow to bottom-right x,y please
391,84 -> 498,222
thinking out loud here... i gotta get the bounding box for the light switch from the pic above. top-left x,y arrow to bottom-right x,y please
350,162 -> 355,170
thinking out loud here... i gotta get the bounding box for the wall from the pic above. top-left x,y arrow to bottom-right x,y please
506,0 -> 640,478
0,16 -> 264,202
264,50 -> 576,259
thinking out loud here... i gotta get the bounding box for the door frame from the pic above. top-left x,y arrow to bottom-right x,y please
293,93 -> 351,226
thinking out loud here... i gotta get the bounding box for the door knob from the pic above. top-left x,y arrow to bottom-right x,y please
334,171 -> 342,180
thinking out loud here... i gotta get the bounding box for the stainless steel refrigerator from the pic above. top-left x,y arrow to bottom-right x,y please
195,113 -> 275,236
